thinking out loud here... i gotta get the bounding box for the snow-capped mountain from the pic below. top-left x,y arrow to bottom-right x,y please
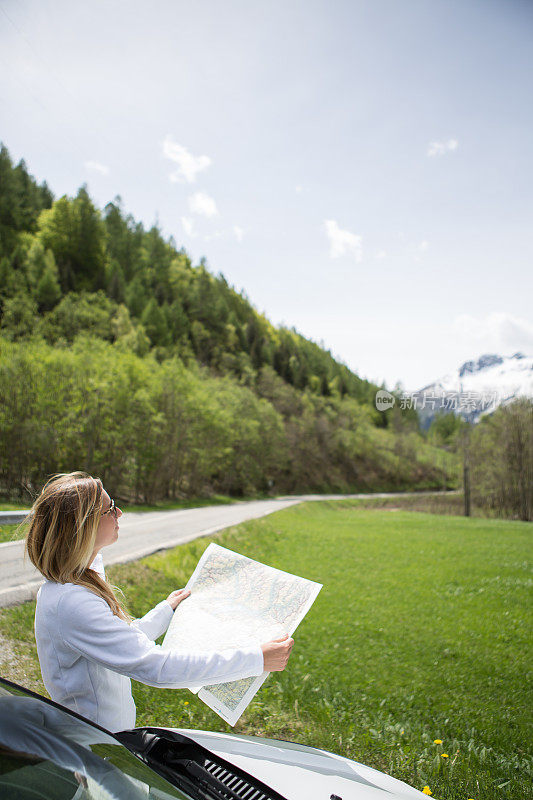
409,352 -> 533,427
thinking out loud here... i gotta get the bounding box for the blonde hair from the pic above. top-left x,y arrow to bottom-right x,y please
26,472 -> 130,620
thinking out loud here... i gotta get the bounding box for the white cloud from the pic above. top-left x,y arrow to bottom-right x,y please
188,191 -> 218,217
452,312 -> 533,352
375,250 -> 387,260
233,225 -> 244,242
418,240 -> 429,252
427,138 -> 459,157
324,220 -> 362,261
163,135 -> 211,183
295,185 -> 303,193
180,216 -> 196,237
85,160 -> 109,175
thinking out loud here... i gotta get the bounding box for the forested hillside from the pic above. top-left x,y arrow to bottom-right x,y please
0,144 -> 458,501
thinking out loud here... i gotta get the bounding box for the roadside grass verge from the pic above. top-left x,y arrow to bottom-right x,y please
0,523 -> 27,544
0,495 -> 244,541
0,503 -> 530,799
330,493 -> 495,518
0,494 -> 241,512
118,494 -> 248,513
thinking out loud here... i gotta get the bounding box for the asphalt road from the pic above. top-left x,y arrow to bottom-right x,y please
0,492 -> 449,607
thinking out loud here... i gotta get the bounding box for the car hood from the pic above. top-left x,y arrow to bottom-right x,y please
168,728 -> 427,800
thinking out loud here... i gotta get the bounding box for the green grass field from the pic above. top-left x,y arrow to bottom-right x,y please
0,502 -> 531,799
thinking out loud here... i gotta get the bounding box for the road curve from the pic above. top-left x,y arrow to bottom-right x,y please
0,492 -> 451,607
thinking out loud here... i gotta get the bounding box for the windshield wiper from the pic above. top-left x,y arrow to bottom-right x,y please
116,727 -> 288,800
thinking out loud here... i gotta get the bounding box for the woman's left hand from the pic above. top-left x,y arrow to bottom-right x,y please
166,588 -> 191,610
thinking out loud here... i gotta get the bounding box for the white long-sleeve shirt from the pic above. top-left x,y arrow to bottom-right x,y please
34,554 -> 264,732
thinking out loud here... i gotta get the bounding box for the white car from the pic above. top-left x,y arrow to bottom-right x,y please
0,677 -> 427,799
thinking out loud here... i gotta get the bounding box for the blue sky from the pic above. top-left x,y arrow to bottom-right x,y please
1,0 -> 532,389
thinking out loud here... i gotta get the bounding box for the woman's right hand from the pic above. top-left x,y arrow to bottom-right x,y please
261,633 -> 294,671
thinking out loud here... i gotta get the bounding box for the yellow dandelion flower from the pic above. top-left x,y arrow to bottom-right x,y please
433,739 -> 443,745
441,753 -> 449,758
422,787 -> 432,796
184,701 -> 189,705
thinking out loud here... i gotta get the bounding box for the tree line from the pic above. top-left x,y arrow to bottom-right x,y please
427,401 -> 532,521
0,337 -> 456,502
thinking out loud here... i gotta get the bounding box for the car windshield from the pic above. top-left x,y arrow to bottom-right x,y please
0,678 -> 189,800
0,678 -> 289,800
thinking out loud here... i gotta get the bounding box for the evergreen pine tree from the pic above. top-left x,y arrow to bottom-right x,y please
35,251 -> 61,311
141,298 -> 169,346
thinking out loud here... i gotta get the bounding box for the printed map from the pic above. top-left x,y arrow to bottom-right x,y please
162,543 -> 322,725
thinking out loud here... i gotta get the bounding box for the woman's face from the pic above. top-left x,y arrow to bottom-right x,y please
93,489 -> 122,555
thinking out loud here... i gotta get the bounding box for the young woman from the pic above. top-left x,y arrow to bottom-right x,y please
26,472 -> 293,732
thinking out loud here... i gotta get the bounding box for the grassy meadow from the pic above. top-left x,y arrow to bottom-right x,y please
0,501 -> 531,799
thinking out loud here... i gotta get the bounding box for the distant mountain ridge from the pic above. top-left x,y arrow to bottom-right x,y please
411,352 -> 533,427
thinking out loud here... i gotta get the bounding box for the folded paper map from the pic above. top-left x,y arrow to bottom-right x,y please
162,542 -> 322,725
